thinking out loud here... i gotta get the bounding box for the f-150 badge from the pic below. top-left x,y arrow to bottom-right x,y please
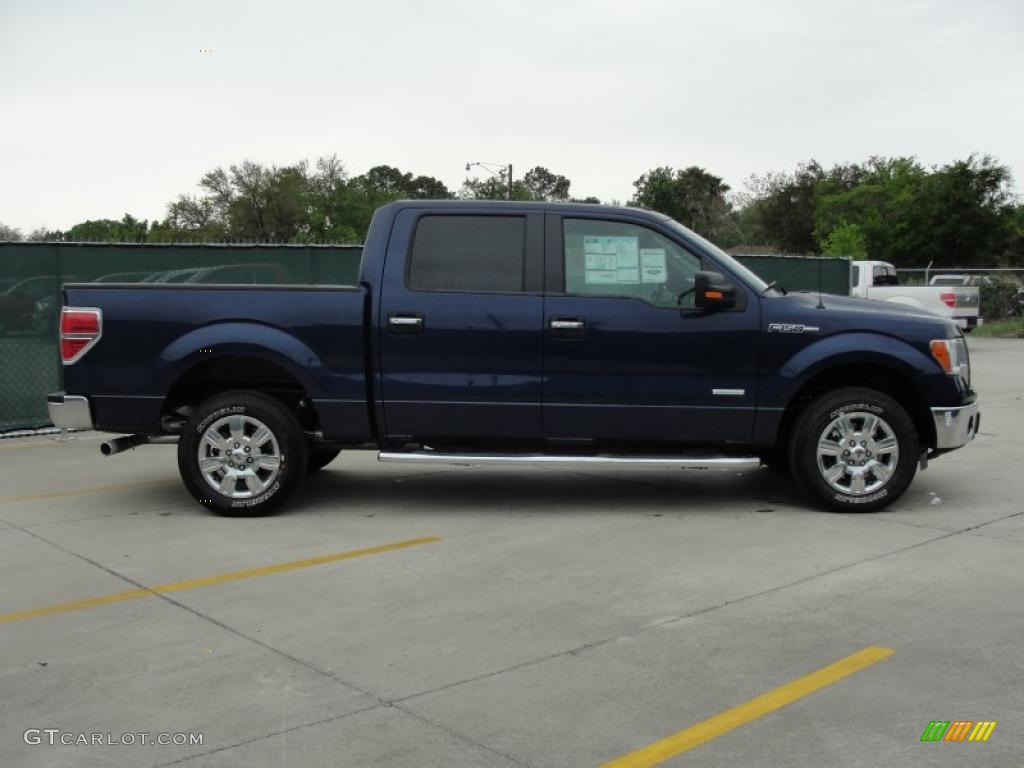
768,323 -> 820,334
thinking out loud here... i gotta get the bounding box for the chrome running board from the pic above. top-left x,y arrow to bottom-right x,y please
377,451 -> 761,470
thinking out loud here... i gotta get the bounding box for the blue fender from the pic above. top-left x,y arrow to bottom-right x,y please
158,322 -> 325,396
752,332 -> 939,445
766,331 -> 936,408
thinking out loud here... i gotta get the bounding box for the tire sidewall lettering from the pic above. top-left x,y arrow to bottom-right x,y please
230,480 -> 281,508
829,403 -> 884,420
196,405 -> 246,434
833,488 -> 888,505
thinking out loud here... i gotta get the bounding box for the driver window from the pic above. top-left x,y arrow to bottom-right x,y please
563,218 -> 702,308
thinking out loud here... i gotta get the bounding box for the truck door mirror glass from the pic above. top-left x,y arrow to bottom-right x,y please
694,271 -> 736,310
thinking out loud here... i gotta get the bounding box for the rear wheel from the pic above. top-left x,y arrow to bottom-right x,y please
178,391 -> 308,516
788,387 -> 918,512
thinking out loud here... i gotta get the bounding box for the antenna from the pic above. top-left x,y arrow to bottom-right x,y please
816,258 -> 825,309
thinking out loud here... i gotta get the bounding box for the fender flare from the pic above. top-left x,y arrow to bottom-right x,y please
157,322 -> 324,397
772,332 -> 937,408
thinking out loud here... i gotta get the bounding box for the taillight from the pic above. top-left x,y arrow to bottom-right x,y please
60,307 -> 102,364
940,291 -> 957,308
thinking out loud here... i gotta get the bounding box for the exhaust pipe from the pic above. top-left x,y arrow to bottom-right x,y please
100,435 -> 178,456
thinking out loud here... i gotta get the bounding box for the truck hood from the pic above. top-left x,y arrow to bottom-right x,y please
766,292 -> 958,339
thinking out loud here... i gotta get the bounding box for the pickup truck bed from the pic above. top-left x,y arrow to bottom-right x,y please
63,284 -> 372,441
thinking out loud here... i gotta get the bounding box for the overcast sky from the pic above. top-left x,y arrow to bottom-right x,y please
1,0 -> 1022,232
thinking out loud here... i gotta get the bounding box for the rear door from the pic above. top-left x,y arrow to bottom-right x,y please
542,213 -> 760,445
379,208 -> 545,442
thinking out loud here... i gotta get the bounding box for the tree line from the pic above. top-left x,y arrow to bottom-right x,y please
2,153 -> 1021,267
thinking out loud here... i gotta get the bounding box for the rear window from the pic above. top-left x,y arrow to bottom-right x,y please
872,265 -> 899,286
409,215 -> 526,293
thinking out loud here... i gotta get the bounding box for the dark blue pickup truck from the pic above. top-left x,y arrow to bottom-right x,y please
48,201 -> 979,514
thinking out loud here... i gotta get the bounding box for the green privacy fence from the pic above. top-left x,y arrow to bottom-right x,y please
733,254 -> 851,296
0,243 -> 363,432
0,243 -> 849,433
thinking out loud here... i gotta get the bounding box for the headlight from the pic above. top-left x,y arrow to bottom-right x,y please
929,338 -> 970,386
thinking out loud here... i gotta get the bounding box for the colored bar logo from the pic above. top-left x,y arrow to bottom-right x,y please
921,721 -> 996,742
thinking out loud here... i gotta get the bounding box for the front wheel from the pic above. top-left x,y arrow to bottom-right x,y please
178,391 -> 308,516
788,387 -> 918,513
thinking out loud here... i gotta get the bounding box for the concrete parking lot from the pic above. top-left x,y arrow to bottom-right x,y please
1,337 -> 1022,768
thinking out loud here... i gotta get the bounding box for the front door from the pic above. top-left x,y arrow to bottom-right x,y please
379,209 -> 545,442
542,214 -> 760,446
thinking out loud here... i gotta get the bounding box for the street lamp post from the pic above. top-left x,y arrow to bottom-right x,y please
465,161 -> 513,200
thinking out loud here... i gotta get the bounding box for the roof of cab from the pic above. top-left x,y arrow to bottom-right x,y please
381,199 -> 672,222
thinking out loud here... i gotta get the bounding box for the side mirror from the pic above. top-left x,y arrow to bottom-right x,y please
694,271 -> 737,310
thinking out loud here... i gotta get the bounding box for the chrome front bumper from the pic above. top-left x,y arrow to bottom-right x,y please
931,402 -> 979,450
47,392 -> 94,431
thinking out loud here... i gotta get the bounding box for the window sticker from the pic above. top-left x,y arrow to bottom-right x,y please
583,236 -> 640,285
640,248 -> 667,283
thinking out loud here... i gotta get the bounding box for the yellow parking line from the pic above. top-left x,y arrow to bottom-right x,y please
600,645 -> 895,768
0,536 -> 440,625
0,479 -> 171,504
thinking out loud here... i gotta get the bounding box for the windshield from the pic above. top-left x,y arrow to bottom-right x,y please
662,219 -> 779,296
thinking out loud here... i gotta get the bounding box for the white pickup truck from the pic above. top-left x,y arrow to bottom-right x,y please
850,261 -> 981,331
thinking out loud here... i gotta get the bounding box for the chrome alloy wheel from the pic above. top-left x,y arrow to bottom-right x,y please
198,414 -> 282,499
816,411 -> 899,496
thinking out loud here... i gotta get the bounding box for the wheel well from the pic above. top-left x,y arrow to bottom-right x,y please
162,355 -> 319,433
777,363 -> 935,451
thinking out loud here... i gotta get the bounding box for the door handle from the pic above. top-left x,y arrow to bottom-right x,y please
388,313 -> 424,334
549,317 -> 586,338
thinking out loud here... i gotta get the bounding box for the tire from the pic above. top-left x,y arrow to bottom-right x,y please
788,387 -> 918,513
307,446 -> 342,473
177,391 -> 308,516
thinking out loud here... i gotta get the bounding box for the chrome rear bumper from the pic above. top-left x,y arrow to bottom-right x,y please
47,392 -> 94,431
931,403 -> 979,450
